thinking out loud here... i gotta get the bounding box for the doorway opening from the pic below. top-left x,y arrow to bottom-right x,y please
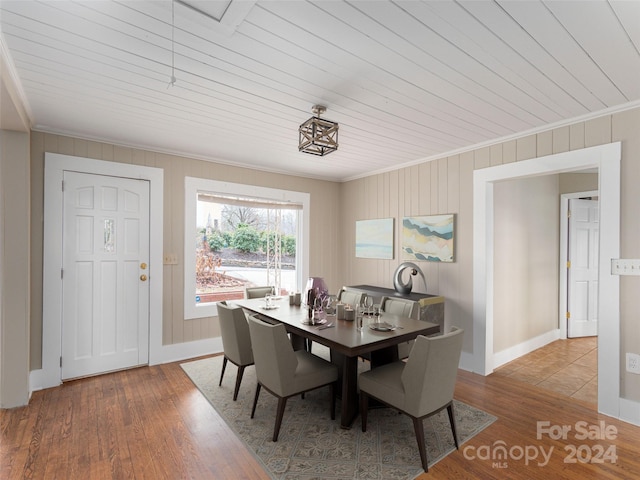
473,142 -> 621,419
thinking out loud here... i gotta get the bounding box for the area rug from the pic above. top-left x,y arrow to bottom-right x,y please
181,348 -> 495,480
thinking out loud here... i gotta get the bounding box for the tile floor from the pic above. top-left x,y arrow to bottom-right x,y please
492,336 -> 597,404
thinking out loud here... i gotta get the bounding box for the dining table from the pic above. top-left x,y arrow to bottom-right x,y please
232,296 -> 440,428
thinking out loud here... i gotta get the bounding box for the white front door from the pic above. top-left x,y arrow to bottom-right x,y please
567,198 -> 599,338
61,171 -> 150,379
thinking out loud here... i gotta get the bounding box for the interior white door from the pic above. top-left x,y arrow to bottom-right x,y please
62,171 -> 150,379
567,198 -> 599,338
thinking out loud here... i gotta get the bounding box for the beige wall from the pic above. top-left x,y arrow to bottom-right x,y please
0,130 -> 30,408
493,175 -> 560,353
493,172 -> 599,353
340,108 -> 640,401
29,132 -> 341,369
19,108 -> 640,405
559,173 -> 598,194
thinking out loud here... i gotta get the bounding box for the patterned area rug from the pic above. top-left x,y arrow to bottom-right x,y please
181,348 -> 495,480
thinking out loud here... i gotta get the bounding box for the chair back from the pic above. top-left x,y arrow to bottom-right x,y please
217,301 -> 253,366
245,286 -> 275,299
247,315 -> 297,396
337,287 -> 365,307
401,327 -> 464,417
380,296 -> 419,320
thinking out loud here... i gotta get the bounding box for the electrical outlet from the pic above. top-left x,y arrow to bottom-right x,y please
626,353 -> 640,374
163,253 -> 178,265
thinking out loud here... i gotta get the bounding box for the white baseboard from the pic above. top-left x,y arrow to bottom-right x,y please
29,337 -> 224,396
619,398 -> 640,426
152,337 -> 223,365
493,329 -> 561,370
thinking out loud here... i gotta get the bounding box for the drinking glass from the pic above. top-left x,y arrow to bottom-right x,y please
356,305 -> 364,331
365,297 -> 373,316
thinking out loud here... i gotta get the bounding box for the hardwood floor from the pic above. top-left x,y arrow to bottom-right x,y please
2,353 -> 639,479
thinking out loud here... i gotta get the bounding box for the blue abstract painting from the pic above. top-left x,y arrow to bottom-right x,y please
402,214 -> 455,262
355,218 -> 394,259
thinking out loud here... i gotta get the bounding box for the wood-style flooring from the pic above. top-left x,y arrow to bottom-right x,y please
493,337 -> 598,404
2,346 -> 639,480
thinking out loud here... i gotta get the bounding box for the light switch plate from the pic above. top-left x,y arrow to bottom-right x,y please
611,259 -> 640,276
163,253 -> 178,265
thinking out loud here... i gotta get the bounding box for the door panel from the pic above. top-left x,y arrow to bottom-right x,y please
567,199 -> 599,338
62,172 -> 150,379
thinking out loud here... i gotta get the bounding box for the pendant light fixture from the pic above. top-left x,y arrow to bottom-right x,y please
298,105 -> 339,156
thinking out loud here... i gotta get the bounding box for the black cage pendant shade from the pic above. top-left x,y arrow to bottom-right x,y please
298,105 -> 339,156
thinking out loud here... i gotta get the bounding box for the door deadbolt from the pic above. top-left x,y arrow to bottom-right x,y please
140,262 -> 147,270
140,274 -> 148,281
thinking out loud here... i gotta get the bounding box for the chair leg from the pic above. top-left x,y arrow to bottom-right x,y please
273,397 -> 288,442
251,383 -> 261,419
360,392 -> 369,432
412,416 -> 429,472
447,403 -> 459,449
233,365 -> 246,401
329,383 -> 336,420
219,356 -> 228,386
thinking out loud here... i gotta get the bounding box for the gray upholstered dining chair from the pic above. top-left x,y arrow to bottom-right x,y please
337,286 -> 365,307
247,315 -> 339,442
245,285 -> 275,299
359,327 -> 464,472
379,296 -> 420,358
217,301 -> 254,401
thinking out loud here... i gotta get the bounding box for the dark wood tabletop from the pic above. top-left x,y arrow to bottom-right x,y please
232,297 -> 439,428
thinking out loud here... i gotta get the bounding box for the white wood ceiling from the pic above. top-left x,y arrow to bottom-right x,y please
1,0 -> 639,181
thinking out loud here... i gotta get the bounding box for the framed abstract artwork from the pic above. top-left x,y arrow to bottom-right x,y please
355,218 -> 394,259
402,214 -> 455,262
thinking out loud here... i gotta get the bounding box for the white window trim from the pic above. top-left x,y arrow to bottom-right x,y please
184,177 -> 310,319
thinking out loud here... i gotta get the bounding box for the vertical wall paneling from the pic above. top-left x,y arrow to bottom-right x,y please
503,140 -> 517,164
488,144 -> 502,167
30,133 -> 340,358
430,160 -> 439,214
418,163 -> 430,214
585,115 -> 612,147
476,146 -> 492,169
516,135 -> 537,161
438,158 -> 448,214
570,123 -> 586,150
340,108 -> 638,408
24,108 -> 640,410
458,153 -> 475,350
537,130 -> 553,157
612,108 -> 640,400
553,126 -> 570,154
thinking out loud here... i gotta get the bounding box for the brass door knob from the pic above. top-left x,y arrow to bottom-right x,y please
140,274 -> 148,281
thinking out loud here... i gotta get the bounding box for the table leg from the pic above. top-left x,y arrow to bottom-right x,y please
369,345 -> 399,368
329,351 -> 359,428
288,332 -> 306,351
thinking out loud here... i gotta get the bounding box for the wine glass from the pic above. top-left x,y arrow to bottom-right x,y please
365,297 -> 373,316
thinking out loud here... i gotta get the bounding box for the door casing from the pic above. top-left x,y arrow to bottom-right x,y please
473,142 -> 620,419
40,153 -> 163,389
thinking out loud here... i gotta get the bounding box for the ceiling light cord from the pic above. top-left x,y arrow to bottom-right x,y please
168,0 -> 176,88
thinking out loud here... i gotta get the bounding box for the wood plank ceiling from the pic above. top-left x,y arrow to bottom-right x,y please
1,0 -> 639,181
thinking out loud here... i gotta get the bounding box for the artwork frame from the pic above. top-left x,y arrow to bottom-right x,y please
402,214 -> 455,262
355,218 -> 394,259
